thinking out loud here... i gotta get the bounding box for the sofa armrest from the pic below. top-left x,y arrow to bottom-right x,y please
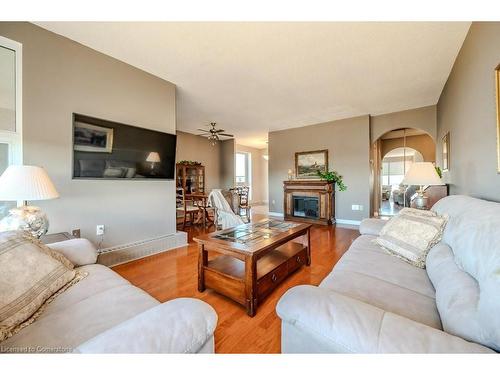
359,218 -> 387,236
276,285 -> 492,353
74,298 -> 218,353
47,238 -> 98,266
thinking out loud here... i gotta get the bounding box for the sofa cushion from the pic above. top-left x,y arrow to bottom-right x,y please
359,218 -> 387,236
0,264 -> 158,352
47,238 -> 98,267
431,195 -> 500,351
426,243 -> 482,344
320,235 -> 441,329
374,208 -> 447,268
0,231 -> 79,342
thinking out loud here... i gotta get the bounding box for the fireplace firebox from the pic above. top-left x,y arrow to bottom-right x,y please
293,196 -> 319,218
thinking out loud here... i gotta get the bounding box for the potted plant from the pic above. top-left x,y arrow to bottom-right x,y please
317,170 -> 347,191
435,166 -> 442,178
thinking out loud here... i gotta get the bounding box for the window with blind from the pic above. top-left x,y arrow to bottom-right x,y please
0,36 -> 22,218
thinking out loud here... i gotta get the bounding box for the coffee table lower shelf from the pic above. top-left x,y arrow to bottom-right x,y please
202,241 -> 308,316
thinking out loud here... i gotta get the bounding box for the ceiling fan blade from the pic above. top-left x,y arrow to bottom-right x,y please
196,128 -> 210,132
195,133 -> 209,137
214,129 -> 226,133
219,133 -> 234,137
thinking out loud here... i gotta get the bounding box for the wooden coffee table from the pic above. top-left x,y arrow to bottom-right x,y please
194,219 -> 311,316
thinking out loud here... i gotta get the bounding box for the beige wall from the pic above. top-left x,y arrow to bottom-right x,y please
236,144 -> 269,204
176,131 -> 221,192
381,134 -> 436,162
371,105 -> 437,142
437,22 -> 500,201
269,115 -> 370,222
0,22 -> 177,247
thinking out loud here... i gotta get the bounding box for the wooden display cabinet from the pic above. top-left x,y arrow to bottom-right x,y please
176,163 -> 205,195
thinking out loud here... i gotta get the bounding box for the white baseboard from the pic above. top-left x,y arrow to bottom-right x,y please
97,231 -> 188,267
336,219 -> 361,226
267,212 -> 360,227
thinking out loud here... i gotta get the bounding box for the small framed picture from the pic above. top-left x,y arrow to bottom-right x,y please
295,149 -> 328,179
442,132 -> 450,171
74,121 -> 114,153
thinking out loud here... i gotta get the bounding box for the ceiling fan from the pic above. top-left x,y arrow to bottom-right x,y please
197,122 -> 234,146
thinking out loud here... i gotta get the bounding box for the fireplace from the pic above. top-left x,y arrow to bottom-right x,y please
283,180 -> 335,225
293,196 -> 319,219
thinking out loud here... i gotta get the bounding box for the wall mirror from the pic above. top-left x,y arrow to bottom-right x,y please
0,36 -> 22,218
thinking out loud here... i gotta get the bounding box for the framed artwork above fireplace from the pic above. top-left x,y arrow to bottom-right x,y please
295,149 -> 328,179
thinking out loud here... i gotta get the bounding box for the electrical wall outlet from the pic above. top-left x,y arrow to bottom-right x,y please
96,225 -> 105,236
352,204 -> 364,211
72,229 -> 81,238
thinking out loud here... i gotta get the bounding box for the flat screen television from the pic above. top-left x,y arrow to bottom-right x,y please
72,113 -> 177,180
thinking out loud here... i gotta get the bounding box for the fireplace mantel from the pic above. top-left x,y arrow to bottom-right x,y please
283,180 -> 335,225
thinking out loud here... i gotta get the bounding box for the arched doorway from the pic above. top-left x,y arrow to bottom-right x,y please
371,128 -> 436,217
380,147 -> 423,215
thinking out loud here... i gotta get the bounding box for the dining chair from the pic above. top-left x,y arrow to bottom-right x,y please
232,186 -> 251,223
176,187 -> 200,229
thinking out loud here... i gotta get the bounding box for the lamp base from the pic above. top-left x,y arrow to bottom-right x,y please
0,205 -> 49,238
414,191 -> 429,210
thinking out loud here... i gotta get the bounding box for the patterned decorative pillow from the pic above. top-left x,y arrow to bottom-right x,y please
374,208 -> 448,268
0,231 -> 85,342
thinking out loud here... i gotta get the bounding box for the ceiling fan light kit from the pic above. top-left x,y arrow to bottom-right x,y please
197,122 -> 234,146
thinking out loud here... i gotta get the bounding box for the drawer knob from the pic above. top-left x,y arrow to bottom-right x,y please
271,273 -> 278,282
296,256 -> 303,264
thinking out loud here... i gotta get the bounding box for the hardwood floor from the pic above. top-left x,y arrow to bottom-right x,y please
113,214 -> 359,353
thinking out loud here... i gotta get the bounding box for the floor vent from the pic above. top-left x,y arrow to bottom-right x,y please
97,231 -> 187,267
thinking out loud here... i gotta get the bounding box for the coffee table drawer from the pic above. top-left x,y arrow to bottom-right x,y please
257,262 -> 288,298
287,248 -> 307,273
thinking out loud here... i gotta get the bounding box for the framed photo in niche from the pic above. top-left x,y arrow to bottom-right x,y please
74,121 -> 114,153
442,132 -> 450,172
295,149 -> 328,179
495,63 -> 500,173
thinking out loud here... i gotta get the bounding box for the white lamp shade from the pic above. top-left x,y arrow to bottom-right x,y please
146,152 -> 161,163
0,165 -> 59,201
402,162 -> 444,186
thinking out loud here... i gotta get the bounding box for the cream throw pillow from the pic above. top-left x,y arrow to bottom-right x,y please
374,208 -> 448,268
0,231 -> 84,342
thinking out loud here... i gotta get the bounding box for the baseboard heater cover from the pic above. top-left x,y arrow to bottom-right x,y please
97,231 -> 188,267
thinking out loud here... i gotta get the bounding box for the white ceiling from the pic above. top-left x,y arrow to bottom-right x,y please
35,22 -> 470,149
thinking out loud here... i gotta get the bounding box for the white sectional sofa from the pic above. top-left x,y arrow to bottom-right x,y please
1,238 -> 217,353
277,195 -> 499,353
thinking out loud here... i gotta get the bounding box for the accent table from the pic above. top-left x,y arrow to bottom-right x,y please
194,219 -> 311,317
40,231 -> 76,244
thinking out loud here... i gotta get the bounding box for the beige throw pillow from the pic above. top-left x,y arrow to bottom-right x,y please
374,208 -> 448,268
0,231 -> 83,342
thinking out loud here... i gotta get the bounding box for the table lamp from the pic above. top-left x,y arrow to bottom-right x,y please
146,152 -> 161,173
402,162 -> 444,210
0,165 -> 59,238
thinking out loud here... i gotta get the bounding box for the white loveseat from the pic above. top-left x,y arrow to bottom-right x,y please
276,195 -> 499,353
1,239 -> 217,353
